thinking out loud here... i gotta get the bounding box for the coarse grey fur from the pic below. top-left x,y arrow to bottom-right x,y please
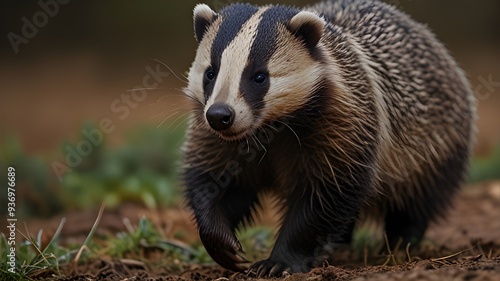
182,0 -> 476,277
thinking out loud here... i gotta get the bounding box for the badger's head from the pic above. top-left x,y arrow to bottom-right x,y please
185,3 -> 326,141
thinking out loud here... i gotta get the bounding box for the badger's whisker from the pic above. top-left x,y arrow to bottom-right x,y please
165,111 -> 190,131
154,94 -> 170,104
246,137 -> 250,154
157,109 -> 184,129
149,109 -> 171,119
126,87 -> 166,92
251,132 -> 267,164
182,88 -> 205,107
261,127 -> 270,144
276,120 -> 302,147
150,58 -> 189,84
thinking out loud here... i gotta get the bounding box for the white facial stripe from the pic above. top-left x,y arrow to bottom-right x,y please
185,17 -> 222,104
207,7 -> 269,107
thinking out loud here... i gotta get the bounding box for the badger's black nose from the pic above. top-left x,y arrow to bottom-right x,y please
206,103 -> 235,131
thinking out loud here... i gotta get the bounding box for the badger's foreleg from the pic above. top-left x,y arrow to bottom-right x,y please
184,166 -> 258,271
249,172 -> 370,277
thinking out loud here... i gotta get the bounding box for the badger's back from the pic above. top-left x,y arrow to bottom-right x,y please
309,0 -> 475,206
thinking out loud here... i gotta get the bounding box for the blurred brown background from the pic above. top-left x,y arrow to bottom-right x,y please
0,0 -> 499,181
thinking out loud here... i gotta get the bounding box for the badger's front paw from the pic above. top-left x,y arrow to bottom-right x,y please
199,227 -> 249,272
247,257 -> 311,277
248,258 -> 291,277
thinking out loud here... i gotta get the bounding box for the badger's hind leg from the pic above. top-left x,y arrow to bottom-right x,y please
384,199 -> 430,249
383,146 -> 470,250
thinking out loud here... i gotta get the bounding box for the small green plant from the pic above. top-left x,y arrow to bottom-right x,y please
1,121 -> 187,218
0,206 -> 201,279
352,227 -> 384,254
59,122 -> 186,210
101,216 -> 210,268
0,219 -> 72,280
0,137 -> 64,218
468,144 -> 500,183
237,227 -> 274,262
105,216 -> 164,258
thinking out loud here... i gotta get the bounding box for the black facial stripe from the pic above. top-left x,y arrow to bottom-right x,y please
204,4 -> 259,102
241,6 -> 300,110
211,4 -> 259,70
203,67 -> 215,103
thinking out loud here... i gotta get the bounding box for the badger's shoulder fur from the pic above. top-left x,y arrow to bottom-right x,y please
182,0 -> 476,277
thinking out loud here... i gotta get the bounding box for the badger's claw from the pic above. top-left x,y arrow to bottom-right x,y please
212,244 -> 248,271
200,228 -> 249,272
247,259 -> 292,277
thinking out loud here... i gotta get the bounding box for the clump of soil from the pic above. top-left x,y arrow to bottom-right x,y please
25,181 -> 500,280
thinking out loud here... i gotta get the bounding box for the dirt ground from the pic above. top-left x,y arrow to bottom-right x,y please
23,180 -> 500,280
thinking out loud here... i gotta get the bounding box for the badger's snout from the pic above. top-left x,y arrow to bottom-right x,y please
206,102 -> 235,131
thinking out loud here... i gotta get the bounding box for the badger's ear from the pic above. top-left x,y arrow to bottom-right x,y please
288,11 -> 326,49
193,4 -> 218,43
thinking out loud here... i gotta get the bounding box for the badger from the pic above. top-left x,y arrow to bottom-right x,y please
181,0 -> 476,276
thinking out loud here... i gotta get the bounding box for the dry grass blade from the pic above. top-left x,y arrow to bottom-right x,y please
429,248 -> 472,262
382,233 -> 398,266
73,203 -> 106,265
406,243 -> 412,263
16,217 -> 66,275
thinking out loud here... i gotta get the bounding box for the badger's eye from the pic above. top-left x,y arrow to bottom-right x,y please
205,69 -> 215,81
253,73 -> 267,84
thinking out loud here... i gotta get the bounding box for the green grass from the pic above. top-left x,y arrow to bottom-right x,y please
0,212 -> 275,279
468,145 -> 500,183
0,122 -> 189,278
236,227 -> 274,262
59,122 -> 186,210
0,137 -> 63,218
0,122 -> 187,218
0,219 -> 71,280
